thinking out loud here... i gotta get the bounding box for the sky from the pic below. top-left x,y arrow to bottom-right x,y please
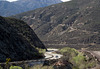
61,0 -> 71,2
6,0 -> 71,2
6,0 -> 17,2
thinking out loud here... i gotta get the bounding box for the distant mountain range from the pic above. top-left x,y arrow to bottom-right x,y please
0,16 -> 46,62
0,0 -> 62,16
13,0 -> 100,48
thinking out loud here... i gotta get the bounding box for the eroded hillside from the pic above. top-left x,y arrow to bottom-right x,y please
12,0 -> 100,49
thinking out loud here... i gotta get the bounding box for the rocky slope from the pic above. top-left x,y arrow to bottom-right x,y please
0,0 -> 61,16
0,16 -> 46,62
12,0 -> 100,48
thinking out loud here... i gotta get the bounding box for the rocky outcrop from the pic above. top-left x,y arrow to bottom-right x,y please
0,16 -> 46,62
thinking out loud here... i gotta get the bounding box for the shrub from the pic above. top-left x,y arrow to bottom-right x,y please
60,47 -> 97,69
10,66 -> 23,69
0,66 -> 3,69
36,48 -> 46,54
29,64 -> 54,69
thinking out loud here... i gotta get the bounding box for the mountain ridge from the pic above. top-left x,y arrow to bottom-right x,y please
0,0 -> 62,16
12,0 -> 100,49
0,16 -> 46,62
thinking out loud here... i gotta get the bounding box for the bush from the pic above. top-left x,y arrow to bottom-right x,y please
0,66 -> 3,69
36,48 -> 46,54
29,64 -> 54,69
10,66 -> 23,69
60,47 -> 97,69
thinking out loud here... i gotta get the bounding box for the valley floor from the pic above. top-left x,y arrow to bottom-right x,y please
0,48 -> 100,69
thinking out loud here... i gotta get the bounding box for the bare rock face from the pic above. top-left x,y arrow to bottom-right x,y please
0,16 -> 46,62
13,0 -> 100,49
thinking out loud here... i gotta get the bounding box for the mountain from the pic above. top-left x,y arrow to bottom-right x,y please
14,0 -> 62,9
0,0 -> 62,16
0,16 -> 46,62
12,0 -> 100,49
0,1 -> 25,17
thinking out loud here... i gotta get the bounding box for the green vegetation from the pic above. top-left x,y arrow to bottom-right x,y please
29,64 -> 54,69
36,47 -> 46,54
60,47 -> 97,69
0,66 -> 3,69
10,66 -> 23,69
0,47 -> 98,69
60,47 -> 79,61
6,58 -> 11,64
9,64 -> 54,69
60,47 -> 78,54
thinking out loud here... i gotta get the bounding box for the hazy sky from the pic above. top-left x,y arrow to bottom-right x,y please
61,0 -> 71,2
6,0 -> 71,2
6,0 -> 17,2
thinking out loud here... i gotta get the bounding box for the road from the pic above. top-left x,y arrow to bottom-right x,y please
0,49 -> 63,67
28,49 -> 63,66
90,51 -> 100,62
80,50 -> 100,62
44,49 -> 63,60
